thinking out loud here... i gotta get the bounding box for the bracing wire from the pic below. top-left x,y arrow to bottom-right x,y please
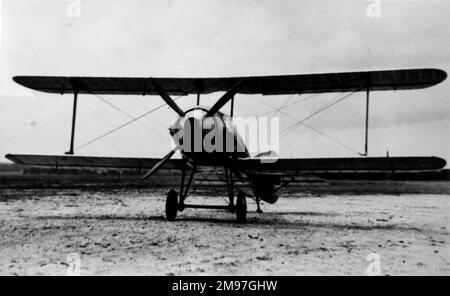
256,92 -> 321,118
282,92 -> 322,109
252,88 -> 363,155
74,95 -> 185,152
279,88 -> 363,138
92,93 -> 166,137
296,122 -> 363,155
276,93 -> 296,111
268,75 -> 365,115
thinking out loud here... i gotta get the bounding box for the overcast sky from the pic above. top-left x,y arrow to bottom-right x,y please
0,0 -> 449,164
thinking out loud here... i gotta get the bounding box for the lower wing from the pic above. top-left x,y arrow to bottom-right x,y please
235,156 -> 446,174
5,154 -> 184,170
6,153 -> 445,174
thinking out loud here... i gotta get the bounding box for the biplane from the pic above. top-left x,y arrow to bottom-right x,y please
6,68 -> 447,222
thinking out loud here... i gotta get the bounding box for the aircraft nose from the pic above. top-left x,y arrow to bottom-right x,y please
184,116 -> 202,136
169,116 -> 184,137
181,116 -> 203,153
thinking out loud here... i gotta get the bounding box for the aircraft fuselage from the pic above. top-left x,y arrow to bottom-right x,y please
169,106 -> 280,204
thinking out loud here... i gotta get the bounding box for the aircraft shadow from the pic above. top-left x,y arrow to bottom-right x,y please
34,212 -> 425,233
36,215 -> 166,222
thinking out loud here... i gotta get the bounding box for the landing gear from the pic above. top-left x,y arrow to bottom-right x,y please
164,162 -> 249,222
256,198 -> 263,214
224,167 -> 235,213
236,191 -> 247,223
165,189 -> 178,221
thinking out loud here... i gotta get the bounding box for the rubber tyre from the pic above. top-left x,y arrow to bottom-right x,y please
236,192 -> 247,223
166,189 -> 178,221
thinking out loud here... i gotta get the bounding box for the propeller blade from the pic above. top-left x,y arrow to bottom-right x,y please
142,145 -> 180,180
206,78 -> 247,117
151,78 -> 185,117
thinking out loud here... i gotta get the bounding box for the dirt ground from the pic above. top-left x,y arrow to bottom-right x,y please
0,187 -> 449,276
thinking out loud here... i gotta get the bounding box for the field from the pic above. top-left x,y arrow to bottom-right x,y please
0,182 -> 449,276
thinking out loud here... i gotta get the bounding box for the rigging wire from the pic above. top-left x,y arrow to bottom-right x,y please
276,93 -> 296,111
269,75 -> 366,116
255,96 -> 361,155
92,93 -> 166,137
256,92 -> 321,117
280,88 -> 363,138
295,122 -> 363,155
185,172 -> 209,199
282,92 -> 322,109
252,88 -> 363,155
74,94 -> 185,152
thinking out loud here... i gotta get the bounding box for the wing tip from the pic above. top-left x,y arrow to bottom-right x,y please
4,154 -> 20,164
12,76 -> 23,85
431,156 -> 447,169
434,68 -> 447,84
12,76 -> 37,90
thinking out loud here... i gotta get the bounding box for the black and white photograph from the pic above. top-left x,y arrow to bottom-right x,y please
0,0 -> 449,279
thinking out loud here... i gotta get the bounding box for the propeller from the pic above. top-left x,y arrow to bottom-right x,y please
206,78 -> 247,117
142,78 -> 246,180
151,78 -> 185,117
142,144 -> 181,180
141,80 -> 186,180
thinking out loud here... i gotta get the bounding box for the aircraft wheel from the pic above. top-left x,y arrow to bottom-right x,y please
166,189 -> 178,221
236,191 -> 247,223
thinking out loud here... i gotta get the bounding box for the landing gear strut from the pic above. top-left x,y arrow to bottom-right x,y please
165,160 -> 196,221
225,167 -> 249,223
224,167 -> 235,213
225,167 -> 248,223
236,191 -> 247,223
165,189 -> 178,221
256,198 -> 263,214
178,161 -> 196,211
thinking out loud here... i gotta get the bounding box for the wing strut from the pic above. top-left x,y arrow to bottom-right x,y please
364,86 -> 370,156
65,91 -> 78,155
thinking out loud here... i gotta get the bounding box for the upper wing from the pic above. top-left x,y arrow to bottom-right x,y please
13,68 -> 446,96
